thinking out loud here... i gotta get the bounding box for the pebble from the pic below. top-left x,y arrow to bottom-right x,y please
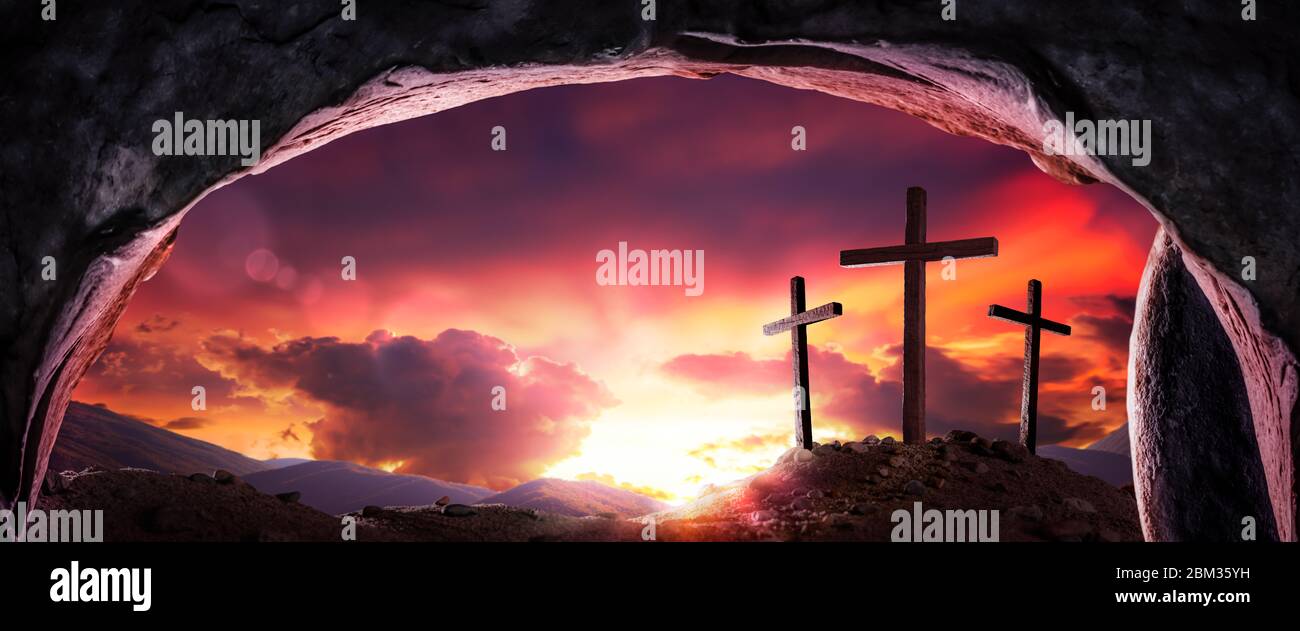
863,435 -> 881,445
945,430 -> 978,443
928,477 -> 947,490
213,469 -> 237,484
990,440 -> 1029,463
275,491 -> 301,504
972,462 -> 990,474
435,495 -> 451,506
441,504 -> 477,517
904,480 -> 926,496
1064,497 -> 1097,513
806,489 -> 824,499
793,448 -> 815,463
846,441 -> 869,454
888,456 -> 906,468
876,467 -> 892,478
812,444 -> 837,457
880,436 -> 897,446
753,510 -> 777,522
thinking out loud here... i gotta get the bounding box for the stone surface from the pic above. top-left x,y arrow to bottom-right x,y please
1129,231 -> 1281,541
0,2 -> 1296,535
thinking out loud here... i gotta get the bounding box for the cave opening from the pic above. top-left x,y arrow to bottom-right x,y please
64,74 -> 1155,505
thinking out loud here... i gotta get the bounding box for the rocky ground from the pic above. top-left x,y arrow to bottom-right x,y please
36,430 -> 1141,542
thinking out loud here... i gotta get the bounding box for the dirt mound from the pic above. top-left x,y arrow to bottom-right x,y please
35,430 -> 1142,542
651,431 -> 1142,541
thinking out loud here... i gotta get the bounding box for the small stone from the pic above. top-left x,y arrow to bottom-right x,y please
213,469 -> 237,484
775,446 -> 800,465
845,441 -> 869,454
990,440 -> 1028,463
1009,505 -> 1044,521
876,466 -> 892,478
888,455 -> 906,468
361,505 -> 384,517
812,444 -> 837,457
188,472 -> 216,484
849,502 -> 875,516
441,504 -> 477,517
945,430 -> 978,443
275,491 -> 301,504
435,495 -> 451,506
904,480 -> 926,496
1064,497 -> 1096,513
805,489 -> 824,499
882,444 -> 899,455
972,462 -> 990,474
880,436 -> 896,446
752,510 -> 777,522
928,477 -> 947,490
863,435 -> 881,445
793,448 -> 814,463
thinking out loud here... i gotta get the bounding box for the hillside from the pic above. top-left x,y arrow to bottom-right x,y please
1087,423 -> 1131,456
242,460 -> 495,515
477,478 -> 670,517
50,402 -> 268,476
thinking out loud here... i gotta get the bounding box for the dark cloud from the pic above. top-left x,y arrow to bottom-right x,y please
135,315 -> 181,334
82,335 -> 251,408
203,329 -> 618,489
161,417 -> 209,430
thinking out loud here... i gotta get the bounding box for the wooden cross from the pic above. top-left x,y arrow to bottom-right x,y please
840,187 -> 998,444
987,279 -> 1072,454
762,276 -> 843,450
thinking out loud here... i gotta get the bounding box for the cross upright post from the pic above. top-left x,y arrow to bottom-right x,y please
840,187 -> 998,444
988,279 -> 1072,453
762,276 -> 842,450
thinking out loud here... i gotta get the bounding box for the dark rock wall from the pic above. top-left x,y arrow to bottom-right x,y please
1130,230 -> 1279,541
1,2 -> 1296,538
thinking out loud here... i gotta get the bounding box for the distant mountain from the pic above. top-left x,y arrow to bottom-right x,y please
50,402 -> 268,476
477,478 -> 669,518
1087,423 -> 1130,456
262,457 -> 313,470
1038,444 -> 1132,486
242,460 -> 495,515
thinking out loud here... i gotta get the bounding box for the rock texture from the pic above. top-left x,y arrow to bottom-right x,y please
1,2 -> 1297,539
1129,231 -> 1280,541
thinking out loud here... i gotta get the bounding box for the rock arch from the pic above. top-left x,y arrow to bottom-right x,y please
1,1 -> 1295,540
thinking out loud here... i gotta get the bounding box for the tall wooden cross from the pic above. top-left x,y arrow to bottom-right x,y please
987,279 -> 1072,454
762,276 -> 843,450
840,187 -> 998,444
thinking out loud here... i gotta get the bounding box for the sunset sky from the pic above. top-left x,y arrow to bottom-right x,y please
72,75 -> 1156,503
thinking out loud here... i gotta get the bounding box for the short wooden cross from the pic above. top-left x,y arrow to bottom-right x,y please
762,276 -> 843,450
987,279 -> 1072,454
840,187 -> 998,444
